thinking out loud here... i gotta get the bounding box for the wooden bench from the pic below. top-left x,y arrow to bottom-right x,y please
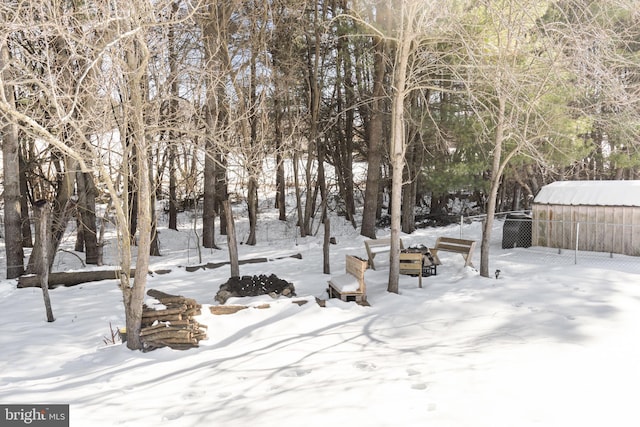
327,255 -> 368,304
364,238 -> 404,270
429,237 -> 476,268
399,252 -> 423,288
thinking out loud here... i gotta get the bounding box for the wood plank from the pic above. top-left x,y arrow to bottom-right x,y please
434,243 -> 471,253
436,237 -> 474,245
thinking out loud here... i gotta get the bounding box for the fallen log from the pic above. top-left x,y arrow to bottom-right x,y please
185,253 -> 302,272
17,268 -> 171,289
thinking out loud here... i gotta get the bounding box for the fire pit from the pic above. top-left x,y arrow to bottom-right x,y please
215,274 -> 296,304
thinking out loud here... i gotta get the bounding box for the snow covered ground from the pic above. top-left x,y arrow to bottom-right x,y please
1,209 -> 639,427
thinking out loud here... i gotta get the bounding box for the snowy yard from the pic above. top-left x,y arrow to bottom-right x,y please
1,213 -> 639,427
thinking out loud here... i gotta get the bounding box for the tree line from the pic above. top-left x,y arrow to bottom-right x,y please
1,0 -> 639,349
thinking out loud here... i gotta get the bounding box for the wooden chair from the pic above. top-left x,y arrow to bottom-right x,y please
327,255 -> 368,304
399,252 -> 423,288
430,237 -> 476,268
364,238 -> 404,270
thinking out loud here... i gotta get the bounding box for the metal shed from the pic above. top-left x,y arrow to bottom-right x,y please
532,180 -> 640,256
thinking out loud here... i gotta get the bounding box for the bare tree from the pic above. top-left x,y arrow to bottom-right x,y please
0,26 -> 25,279
0,0 -> 196,350
365,0 -> 460,293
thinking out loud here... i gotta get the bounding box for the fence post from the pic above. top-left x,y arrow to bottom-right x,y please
460,215 -> 463,238
575,222 -> 580,265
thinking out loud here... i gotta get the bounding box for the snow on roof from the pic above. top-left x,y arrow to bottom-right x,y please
534,180 -> 640,207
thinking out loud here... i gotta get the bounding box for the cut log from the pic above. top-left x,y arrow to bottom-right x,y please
139,324 -> 171,335
141,329 -> 192,341
144,337 -> 198,345
144,342 -> 199,351
142,306 -> 187,317
166,320 -> 192,327
141,313 -> 182,323
140,325 -> 190,337
209,305 -> 249,315
147,289 -> 184,301
183,308 -> 202,316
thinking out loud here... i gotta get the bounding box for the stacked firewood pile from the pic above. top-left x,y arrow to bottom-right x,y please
141,289 -> 207,351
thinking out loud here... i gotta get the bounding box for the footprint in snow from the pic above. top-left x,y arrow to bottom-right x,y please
406,368 -> 421,376
162,411 -> 184,421
282,368 -> 312,378
411,382 -> 428,390
182,390 -> 206,400
353,361 -> 377,371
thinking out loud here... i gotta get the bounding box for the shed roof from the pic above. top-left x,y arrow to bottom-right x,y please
533,180 -> 640,207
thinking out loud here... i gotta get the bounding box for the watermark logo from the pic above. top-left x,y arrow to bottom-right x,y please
1,405 -> 68,426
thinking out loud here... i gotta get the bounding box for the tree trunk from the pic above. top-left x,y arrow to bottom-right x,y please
75,215 -> 85,253
202,140 -> 217,248
35,202 -> 55,322
129,119 -> 152,349
201,4 -> 218,248
293,151 -> 305,235
480,97 -> 506,278
301,7 -> 322,238
361,35 -> 386,239
274,97 -> 287,221
246,177 -> 258,245
401,141 -> 418,234
168,142 -> 178,230
19,151 -> 33,248
120,29 -> 152,351
223,199 -> 240,277
335,22 -> 356,227
318,141 -> 330,274
388,3 -> 412,294
76,170 -> 99,264
129,142 -> 139,245
168,4 -> 179,232
215,152 -> 228,236
1,37 -> 25,279
26,156 -> 78,275
245,51 -> 259,246
149,158 -> 161,257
